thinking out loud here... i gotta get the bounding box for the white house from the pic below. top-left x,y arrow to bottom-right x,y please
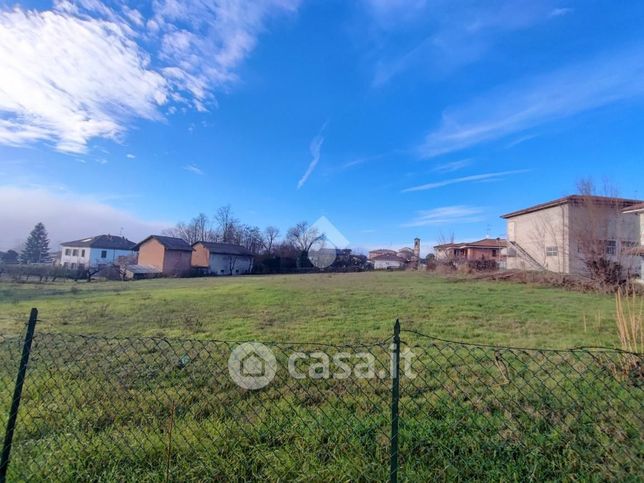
60,235 -> 136,270
192,242 -> 254,275
372,254 -> 405,270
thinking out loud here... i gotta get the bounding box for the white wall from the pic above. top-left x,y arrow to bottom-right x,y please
60,246 -> 134,269
209,254 -> 253,275
374,259 -> 403,270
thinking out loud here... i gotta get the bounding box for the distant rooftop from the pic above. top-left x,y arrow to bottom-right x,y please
134,235 -> 193,252
61,234 -> 136,250
435,238 -> 506,250
194,241 -> 252,256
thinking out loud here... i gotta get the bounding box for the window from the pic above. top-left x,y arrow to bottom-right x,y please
546,246 -> 558,257
604,240 -> 617,256
78,263 -> 84,270
81,249 -> 85,257
63,262 -> 69,268
64,248 -> 71,255
101,250 -> 107,258
491,249 -> 498,257
72,249 -> 78,256
71,263 -> 76,269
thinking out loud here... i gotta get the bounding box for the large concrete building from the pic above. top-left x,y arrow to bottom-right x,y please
501,195 -> 642,276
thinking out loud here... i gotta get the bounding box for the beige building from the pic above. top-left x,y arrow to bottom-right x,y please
623,202 -> 644,280
501,195 -> 642,276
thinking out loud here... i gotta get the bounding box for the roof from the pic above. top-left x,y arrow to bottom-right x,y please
133,235 -> 193,252
372,254 -> 406,262
61,234 -> 136,250
435,238 -> 507,250
194,241 -> 253,256
501,195 -> 644,219
623,202 -> 644,213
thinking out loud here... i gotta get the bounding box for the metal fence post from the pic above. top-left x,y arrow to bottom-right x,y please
0,308 -> 38,483
390,319 -> 401,483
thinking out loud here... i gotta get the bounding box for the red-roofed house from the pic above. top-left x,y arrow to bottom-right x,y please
434,238 -> 506,265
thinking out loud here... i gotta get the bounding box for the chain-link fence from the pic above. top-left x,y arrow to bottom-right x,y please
1,311 -> 642,481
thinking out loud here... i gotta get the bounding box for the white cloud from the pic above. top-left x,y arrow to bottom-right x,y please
402,205 -> 485,227
126,153 -> 136,159
550,7 -> 573,17
403,169 -> 528,192
369,1 -> 561,87
432,159 -> 472,173
0,8 -> 167,153
0,1 -> 300,153
183,163 -> 204,175
420,46 -> 644,157
0,185 -> 170,250
297,123 -> 327,189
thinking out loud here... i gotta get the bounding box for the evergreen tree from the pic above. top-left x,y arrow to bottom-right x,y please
20,222 -> 51,264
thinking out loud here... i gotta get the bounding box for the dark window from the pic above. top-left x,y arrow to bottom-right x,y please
72,249 -> 78,256
81,249 -> 85,257
491,249 -> 498,257
101,250 -> 107,258
604,240 -> 617,256
64,248 -> 71,255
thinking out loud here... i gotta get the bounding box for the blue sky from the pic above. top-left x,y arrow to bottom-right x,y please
1,0 -> 643,252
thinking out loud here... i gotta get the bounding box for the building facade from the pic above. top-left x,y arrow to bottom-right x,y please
60,235 -> 136,270
502,195 -> 642,275
134,235 -> 193,276
192,242 -> 254,275
434,238 -> 506,264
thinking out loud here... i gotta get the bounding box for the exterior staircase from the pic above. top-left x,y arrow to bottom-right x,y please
507,241 -> 546,271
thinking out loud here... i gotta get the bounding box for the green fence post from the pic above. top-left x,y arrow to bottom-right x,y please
0,308 -> 38,483
390,319 -> 401,483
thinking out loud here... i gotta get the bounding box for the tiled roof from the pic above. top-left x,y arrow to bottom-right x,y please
372,254 -> 405,262
134,235 -> 193,251
61,235 -> 136,250
195,242 -> 253,256
435,238 -> 506,250
501,195 -> 644,219
623,202 -> 644,213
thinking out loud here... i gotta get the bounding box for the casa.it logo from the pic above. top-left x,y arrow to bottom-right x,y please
228,342 -> 277,390
307,216 -> 350,269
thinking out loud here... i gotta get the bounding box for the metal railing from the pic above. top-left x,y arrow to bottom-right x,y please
1,310 -> 642,481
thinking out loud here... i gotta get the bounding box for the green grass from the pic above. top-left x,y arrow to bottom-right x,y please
0,271 -> 626,348
0,272 -> 641,481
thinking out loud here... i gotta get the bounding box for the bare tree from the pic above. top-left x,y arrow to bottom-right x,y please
264,226 -> 280,255
286,222 -> 325,253
214,205 -> 241,243
163,213 -> 216,244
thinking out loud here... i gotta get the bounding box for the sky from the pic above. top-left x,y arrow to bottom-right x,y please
1,0 -> 644,253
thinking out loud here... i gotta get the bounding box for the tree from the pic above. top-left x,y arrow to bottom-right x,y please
163,213 -> 216,244
264,226 -> 280,255
286,222 -> 324,253
20,222 -> 51,264
1,250 -> 19,264
214,205 -> 240,243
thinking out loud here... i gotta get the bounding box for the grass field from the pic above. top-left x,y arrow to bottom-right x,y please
0,271 -> 628,348
0,272 -> 641,481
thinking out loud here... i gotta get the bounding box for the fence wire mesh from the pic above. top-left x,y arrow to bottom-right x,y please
0,326 -> 642,482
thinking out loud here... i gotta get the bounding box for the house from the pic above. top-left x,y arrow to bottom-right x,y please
192,242 -> 254,275
372,253 -> 406,270
60,235 -> 136,270
133,235 -> 193,276
368,249 -> 397,260
369,238 -> 422,269
501,195 -> 642,275
622,202 -> 644,280
434,238 -> 506,265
